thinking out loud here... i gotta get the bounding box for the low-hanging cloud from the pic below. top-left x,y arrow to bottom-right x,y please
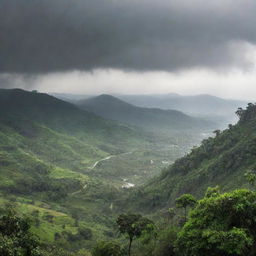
1,0 -> 256,74
0,68 -> 253,101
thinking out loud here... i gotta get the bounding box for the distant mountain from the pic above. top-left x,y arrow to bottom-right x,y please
53,92 -> 247,125
77,94 -> 216,133
117,94 -> 247,123
132,102 -> 256,211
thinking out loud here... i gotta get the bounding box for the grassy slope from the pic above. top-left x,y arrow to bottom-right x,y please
0,89 -> 155,249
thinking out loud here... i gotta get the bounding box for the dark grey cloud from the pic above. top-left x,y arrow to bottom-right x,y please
0,0 -> 256,73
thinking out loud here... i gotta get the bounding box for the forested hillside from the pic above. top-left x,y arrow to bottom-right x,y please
131,103 -> 256,211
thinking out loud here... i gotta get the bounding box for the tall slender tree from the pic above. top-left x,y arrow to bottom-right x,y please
175,194 -> 196,222
116,213 -> 154,256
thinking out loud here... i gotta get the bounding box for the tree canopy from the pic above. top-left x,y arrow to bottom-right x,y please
92,241 -> 123,256
175,193 -> 196,222
176,189 -> 256,256
0,206 -> 41,256
116,213 -> 155,256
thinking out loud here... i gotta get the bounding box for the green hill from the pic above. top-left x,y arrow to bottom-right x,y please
131,102 -> 256,211
77,94 -> 216,133
0,88 -> 162,190
0,88 -> 158,250
0,89 -> 149,152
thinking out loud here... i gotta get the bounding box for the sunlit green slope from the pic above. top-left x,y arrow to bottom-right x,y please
0,88 -> 154,249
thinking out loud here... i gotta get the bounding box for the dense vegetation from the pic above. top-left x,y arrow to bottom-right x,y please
130,102 -> 256,212
4,185 -> 256,256
176,188 -> 256,256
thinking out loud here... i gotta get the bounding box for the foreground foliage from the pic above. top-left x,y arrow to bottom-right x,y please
0,206 -> 42,256
176,188 -> 256,256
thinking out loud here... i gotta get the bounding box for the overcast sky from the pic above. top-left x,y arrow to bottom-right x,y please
1,0 -> 256,100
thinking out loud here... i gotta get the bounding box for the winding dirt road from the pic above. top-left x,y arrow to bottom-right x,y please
70,151 -> 134,195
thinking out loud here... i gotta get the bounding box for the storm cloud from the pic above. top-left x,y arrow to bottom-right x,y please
1,0 -> 256,73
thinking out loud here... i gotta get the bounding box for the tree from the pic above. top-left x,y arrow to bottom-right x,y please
236,107 -> 245,119
153,226 -> 178,256
78,227 -> 92,240
0,206 -> 41,256
175,194 -> 196,222
204,185 -> 220,198
116,213 -> 154,256
213,129 -> 221,137
245,169 -> 256,187
167,208 -> 175,224
92,241 -> 123,256
176,189 -> 256,256
76,249 -> 91,256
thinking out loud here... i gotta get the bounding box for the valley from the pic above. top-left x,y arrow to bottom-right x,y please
0,88 -> 253,256
0,89 -> 215,252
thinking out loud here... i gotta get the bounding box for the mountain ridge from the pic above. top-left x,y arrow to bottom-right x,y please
77,94 -> 215,133
117,94 -> 247,125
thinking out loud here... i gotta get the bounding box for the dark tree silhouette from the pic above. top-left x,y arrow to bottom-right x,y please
116,213 -> 154,256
